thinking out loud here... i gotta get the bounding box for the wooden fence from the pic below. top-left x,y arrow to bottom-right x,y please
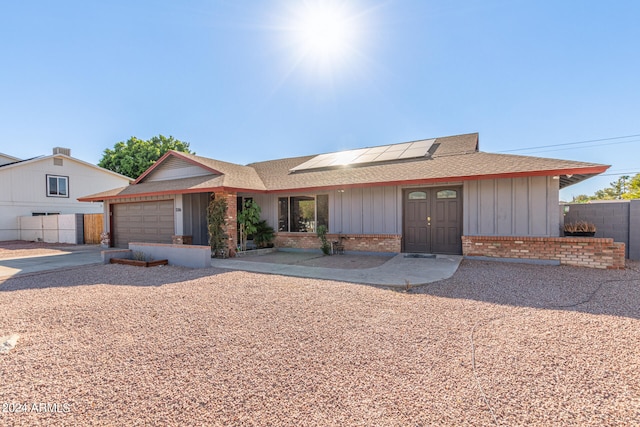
83,214 -> 103,244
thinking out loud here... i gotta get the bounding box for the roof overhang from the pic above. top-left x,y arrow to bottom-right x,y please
78,157 -> 608,200
261,165 -> 609,194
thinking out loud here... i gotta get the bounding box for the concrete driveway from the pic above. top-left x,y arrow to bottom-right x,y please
0,243 -> 102,280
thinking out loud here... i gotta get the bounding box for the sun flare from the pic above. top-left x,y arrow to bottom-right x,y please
297,4 -> 352,58
286,1 -> 361,75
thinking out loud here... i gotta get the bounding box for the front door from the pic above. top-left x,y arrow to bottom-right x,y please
403,187 -> 462,254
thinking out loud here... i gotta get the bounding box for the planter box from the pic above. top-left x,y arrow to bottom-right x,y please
109,258 -> 169,267
235,247 -> 278,258
564,232 -> 596,237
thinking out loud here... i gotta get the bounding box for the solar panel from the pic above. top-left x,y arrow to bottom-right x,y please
290,139 -> 436,172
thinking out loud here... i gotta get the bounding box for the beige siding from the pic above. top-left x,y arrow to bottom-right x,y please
464,176 -> 560,237
144,157 -> 214,182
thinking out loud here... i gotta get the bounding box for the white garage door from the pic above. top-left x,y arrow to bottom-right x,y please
112,200 -> 175,248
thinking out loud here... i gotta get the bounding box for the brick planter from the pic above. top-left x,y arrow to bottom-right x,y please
274,233 -> 401,253
462,236 -> 626,269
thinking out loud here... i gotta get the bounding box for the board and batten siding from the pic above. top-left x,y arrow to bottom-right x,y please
144,157 -> 214,182
464,176 -> 560,237
258,187 -> 401,235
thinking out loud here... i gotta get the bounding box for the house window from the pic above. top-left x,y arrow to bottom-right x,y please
408,191 -> 427,200
436,189 -> 457,199
47,175 -> 69,198
278,195 -> 329,232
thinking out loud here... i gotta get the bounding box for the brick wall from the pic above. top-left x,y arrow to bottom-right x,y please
275,233 -> 402,253
462,236 -> 626,269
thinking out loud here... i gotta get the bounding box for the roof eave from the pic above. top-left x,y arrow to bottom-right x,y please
78,186 -> 267,202
260,165 -> 610,194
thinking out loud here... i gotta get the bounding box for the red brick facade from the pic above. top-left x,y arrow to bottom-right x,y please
275,232 -> 402,253
218,191 -> 237,251
462,236 -> 626,269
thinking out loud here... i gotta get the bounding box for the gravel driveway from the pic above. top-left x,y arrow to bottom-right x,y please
0,259 -> 638,426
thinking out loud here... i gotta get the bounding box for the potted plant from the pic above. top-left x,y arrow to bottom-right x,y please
253,220 -> 275,248
238,200 -> 261,251
563,220 -> 596,237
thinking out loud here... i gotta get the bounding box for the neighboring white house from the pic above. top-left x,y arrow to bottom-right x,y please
0,147 -> 132,241
0,153 -> 21,166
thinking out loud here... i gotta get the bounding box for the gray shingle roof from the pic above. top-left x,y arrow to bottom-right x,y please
79,133 -> 608,201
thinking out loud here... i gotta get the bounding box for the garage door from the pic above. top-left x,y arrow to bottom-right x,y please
112,200 -> 175,248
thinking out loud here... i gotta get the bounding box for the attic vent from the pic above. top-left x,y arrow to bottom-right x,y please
53,147 -> 71,156
53,158 -> 63,166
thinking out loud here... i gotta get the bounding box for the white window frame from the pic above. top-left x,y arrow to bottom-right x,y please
46,174 -> 69,198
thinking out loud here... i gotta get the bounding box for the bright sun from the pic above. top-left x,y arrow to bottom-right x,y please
297,4 -> 351,58
286,1 -> 361,76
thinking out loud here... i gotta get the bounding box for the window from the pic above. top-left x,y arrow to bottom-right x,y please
278,195 -> 329,232
436,189 -> 457,199
47,175 -> 68,198
408,191 -> 427,200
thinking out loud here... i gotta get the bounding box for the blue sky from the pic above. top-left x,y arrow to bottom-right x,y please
1,0 -> 639,200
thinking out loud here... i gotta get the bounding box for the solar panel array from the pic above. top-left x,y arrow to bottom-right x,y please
290,139 -> 436,172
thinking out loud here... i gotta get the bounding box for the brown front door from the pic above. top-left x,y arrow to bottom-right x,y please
403,187 -> 462,254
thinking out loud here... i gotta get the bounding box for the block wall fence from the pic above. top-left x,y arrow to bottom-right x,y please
562,200 -> 639,260
462,236 -> 625,269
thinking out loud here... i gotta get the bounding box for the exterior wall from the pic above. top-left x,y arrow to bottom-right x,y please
462,236 -> 625,269
275,232 -> 402,253
257,187 -> 401,235
464,176 -> 560,237
331,186 -> 400,234
182,192 -> 210,245
0,157 -> 130,241
562,200 -> 639,260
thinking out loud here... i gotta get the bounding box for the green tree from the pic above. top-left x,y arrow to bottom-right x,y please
98,135 -> 193,179
622,173 -> 640,199
571,194 -> 594,204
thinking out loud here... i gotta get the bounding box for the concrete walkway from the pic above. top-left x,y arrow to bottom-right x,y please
211,253 -> 463,287
0,243 -> 462,287
0,246 -> 103,280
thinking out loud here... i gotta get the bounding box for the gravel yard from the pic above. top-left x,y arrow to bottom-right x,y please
0,259 -> 639,426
